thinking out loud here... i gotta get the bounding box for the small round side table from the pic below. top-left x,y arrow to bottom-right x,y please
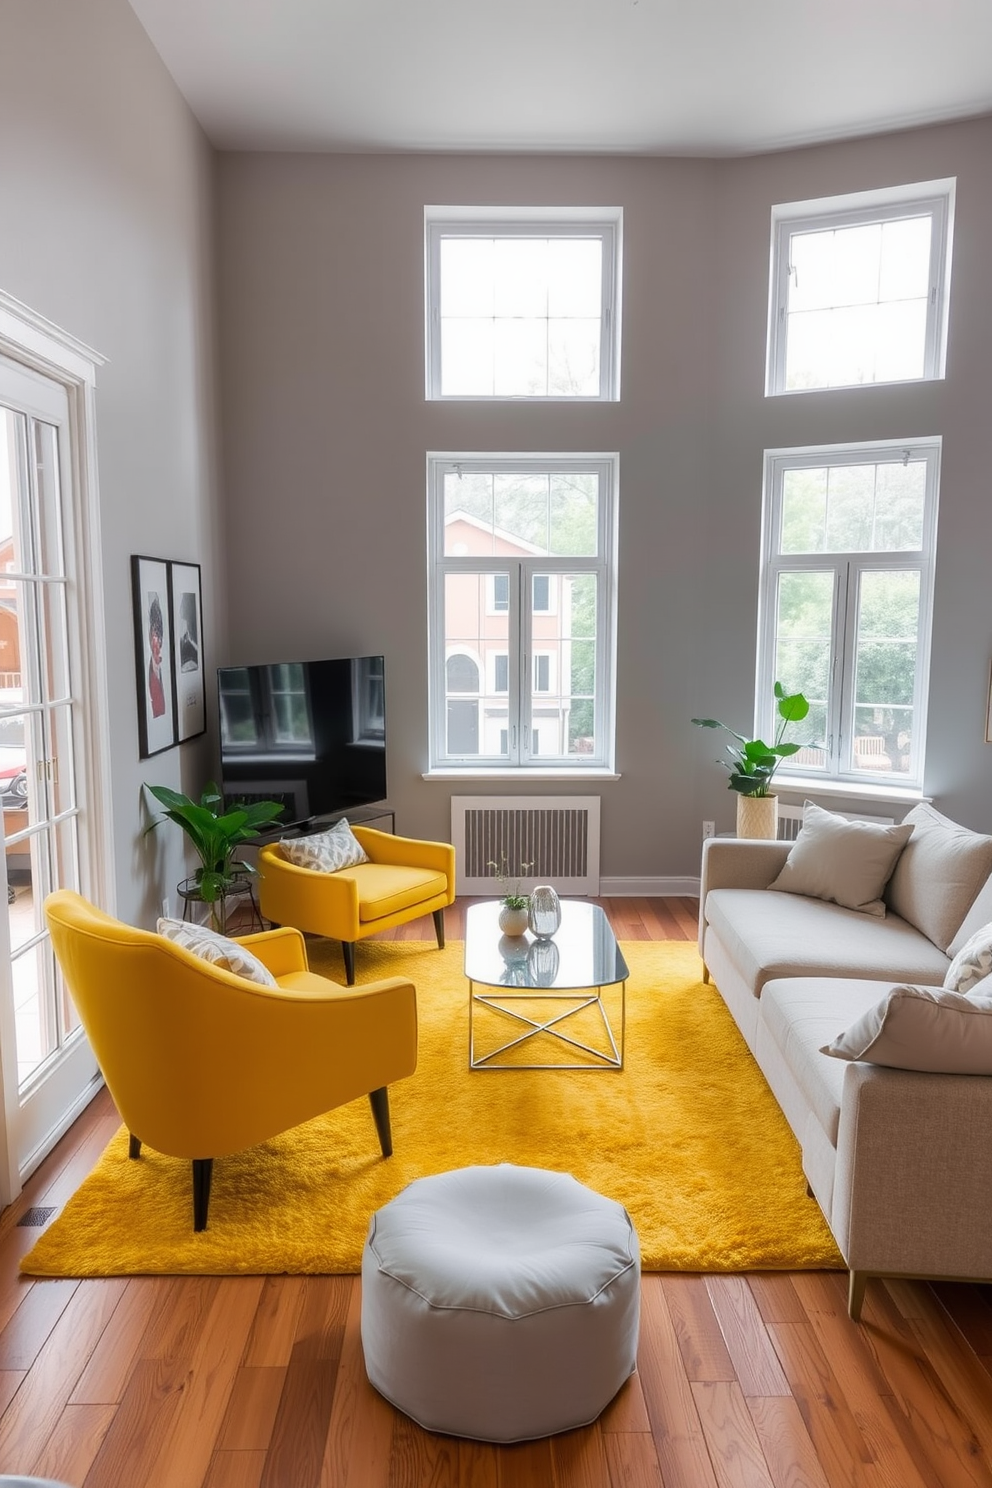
177,874 -> 263,934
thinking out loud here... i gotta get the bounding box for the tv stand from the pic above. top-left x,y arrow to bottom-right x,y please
259,803 -> 396,842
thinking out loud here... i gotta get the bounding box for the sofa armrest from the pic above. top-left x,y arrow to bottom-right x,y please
354,826 -> 455,884
234,926 -> 309,977
698,838 -> 792,956
831,1062 -> 992,1282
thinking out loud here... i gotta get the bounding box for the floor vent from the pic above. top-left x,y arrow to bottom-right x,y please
777,804 -> 895,842
17,1206 -> 56,1227
451,796 -> 601,896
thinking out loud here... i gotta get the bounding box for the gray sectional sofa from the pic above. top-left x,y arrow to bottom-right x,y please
697,803 -> 992,1318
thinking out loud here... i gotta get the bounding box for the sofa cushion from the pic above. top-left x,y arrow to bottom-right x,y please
820,982 -> 992,1074
758,978 -> 896,1145
885,804 -> 992,952
704,888 -> 950,999
348,863 -> 449,922
768,801 -> 912,916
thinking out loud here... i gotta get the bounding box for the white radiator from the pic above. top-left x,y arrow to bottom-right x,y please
777,803 -> 894,842
451,796 -> 601,896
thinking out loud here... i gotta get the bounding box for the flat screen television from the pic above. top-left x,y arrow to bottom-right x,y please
218,655 -> 386,827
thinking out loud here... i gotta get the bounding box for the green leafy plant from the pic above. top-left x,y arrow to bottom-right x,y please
145,782 -> 285,928
487,855 -> 533,909
692,683 -> 811,797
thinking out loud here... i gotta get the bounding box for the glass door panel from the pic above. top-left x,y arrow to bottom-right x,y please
0,371 -> 88,1168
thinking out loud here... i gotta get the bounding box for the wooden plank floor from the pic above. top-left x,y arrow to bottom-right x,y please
1,896 -> 991,1486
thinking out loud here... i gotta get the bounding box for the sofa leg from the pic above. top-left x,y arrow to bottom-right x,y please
128,1133 -> 142,1160
432,908 -> 445,949
702,964 -> 709,984
192,1158 -> 213,1232
848,1270 -> 868,1321
369,1086 -> 393,1157
342,940 -> 356,985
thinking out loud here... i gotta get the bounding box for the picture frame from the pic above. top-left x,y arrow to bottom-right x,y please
131,555 -> 177,759
170,561 -> 206,743
986,660 -> 992,744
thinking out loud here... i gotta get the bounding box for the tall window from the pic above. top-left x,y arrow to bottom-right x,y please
425,208 -> 622,400
757,439 -> 940,790
427,455 -> 618,770
766,180 -> 954,395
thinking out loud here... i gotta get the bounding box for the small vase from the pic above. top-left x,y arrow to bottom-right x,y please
736,793 -> 779,840
528,884 -> 562,939
498,903 -> 530,937
527,937 -> 560,986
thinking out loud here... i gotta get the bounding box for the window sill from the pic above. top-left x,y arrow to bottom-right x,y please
774,776 -> 929,806
423,768 -> 621,782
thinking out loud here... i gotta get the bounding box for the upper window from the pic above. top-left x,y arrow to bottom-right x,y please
757,439 -> 941,791
766,180 -> 954,396
425,208 -> 622,401
427,454 -> 619,771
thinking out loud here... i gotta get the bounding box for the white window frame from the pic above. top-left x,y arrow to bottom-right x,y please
766,179 -> 955,397
425,207 -> 622,402
757,437 -> 941,793
427,452 -> 619,773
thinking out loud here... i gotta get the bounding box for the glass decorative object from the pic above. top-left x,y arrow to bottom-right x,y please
528,884 -> 562,939
527,937 -> 560,986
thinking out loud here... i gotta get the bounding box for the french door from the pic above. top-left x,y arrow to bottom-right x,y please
0,351 -> 102,1200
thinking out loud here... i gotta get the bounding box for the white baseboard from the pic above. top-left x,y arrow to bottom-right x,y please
599,876 -> 701,898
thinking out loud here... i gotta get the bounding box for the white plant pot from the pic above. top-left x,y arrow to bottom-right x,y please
498,904 -> 530,937
736,793 -> 778,840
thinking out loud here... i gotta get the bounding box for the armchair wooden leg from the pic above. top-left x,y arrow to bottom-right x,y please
342,941 -> 356,985
702,964 -> 710,984
192,1158 -> 213,1232
128,1133 -> 142,1160
432,908 -> 446,949
848,1270 -> 868,1321
369,1086 -> 393,1158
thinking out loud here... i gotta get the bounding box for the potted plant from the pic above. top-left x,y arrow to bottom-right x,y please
488,855 -> 533,937
692,682 -> 810,839
145,782 -> 285,931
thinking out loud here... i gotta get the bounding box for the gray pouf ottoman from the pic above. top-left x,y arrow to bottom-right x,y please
361,1163 -> 640,1442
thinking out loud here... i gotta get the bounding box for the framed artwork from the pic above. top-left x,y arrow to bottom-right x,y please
986,660 -> 992,744
170,561 -> 206,743
131,555 -> 176,758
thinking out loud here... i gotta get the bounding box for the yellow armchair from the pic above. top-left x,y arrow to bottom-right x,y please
258,825 -> 456,984
44,890 -> 417,1231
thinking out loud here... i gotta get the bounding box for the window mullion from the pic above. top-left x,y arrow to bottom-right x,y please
515,565 -> 531,764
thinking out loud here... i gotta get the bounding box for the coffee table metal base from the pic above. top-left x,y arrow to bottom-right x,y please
469,981 -> 625,1071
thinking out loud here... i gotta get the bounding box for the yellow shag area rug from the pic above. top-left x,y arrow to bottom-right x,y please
22,939 -> 842,1277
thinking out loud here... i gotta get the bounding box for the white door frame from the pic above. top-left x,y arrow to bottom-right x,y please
0,289 -> 115,1204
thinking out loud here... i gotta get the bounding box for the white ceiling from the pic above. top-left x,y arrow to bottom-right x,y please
127,0 -> 992,156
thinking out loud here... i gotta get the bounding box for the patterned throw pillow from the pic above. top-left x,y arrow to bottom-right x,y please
279,819 -> 369,873
943,921 -> 992,994
156,916 -> 278,987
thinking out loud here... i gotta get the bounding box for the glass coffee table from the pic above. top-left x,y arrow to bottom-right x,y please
464,900 -> 628,1071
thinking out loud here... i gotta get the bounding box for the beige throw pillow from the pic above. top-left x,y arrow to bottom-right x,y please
768,801 -> 912,916
820,983 -> 992,1073
279,818 -> 369,873
944,921 -> 992,994
885,803 -> 992,952
157,917 -> 278,987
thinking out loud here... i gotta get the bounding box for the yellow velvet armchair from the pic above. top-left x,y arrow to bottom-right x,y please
257,825 -> 456,984
44,889 -> 417,1231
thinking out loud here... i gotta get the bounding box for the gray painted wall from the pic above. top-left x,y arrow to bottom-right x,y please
216,119 -> 992,878
0,0 -> 223,923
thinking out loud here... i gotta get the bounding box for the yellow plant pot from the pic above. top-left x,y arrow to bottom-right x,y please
736,793 -> 779,840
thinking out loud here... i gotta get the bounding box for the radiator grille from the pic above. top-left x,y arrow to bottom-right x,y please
451,796 -> 601,895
